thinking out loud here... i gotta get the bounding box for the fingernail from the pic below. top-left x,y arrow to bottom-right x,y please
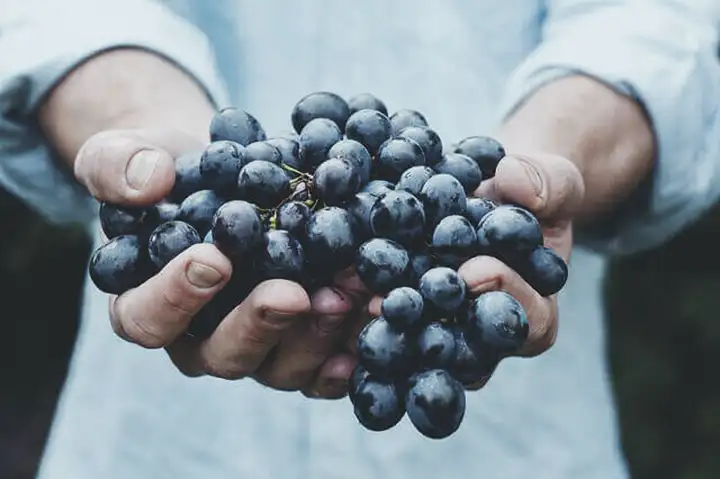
316,314 -> 345,333
186,262 -> 223,289
126,149 -> 161,190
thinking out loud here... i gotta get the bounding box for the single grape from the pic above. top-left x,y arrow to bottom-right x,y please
170,150 -> 206,202
147,221 -> 202,269
211,200 -> 265,259
177,189 -> 225,236
466,291 -> 529,356
152,201 -> 181,224
203,230 -> 214,244
237,161 -> 291,209
243,141 -> 283,165
430,215 -> 478,269
389,109 -> 428,135
453,136 -> 505,178
465,197 -> 497,227
345,109 -> 393,156
417,322 -> 457,370
418,174 -> 467,230
382,287 -> 424,331
345,192 -> 378,241
374,137 -> 426,182
89,235 -> 153,295
476,205 -> 543,257
266,136 -> 305,174
395,165 -> 435,197
369,190 -> 426,248
313,157 -> 362,206
276,201 -> 311,239
406,369 -> 466,439
291,91 -> 350,133
355,238 -> 411,294
433,153 -> 483,194
209,107 -> 266,145
257,230 -> 304,282
347,93 -> 388,116
350,374 -> 405,432
328,139 -> 372,185
362,180 -> 394,198
298,118 -> 343,171
419,267 -> 466,315
349,364 -> 371,401
518,246 -> 569,297
199,140 -> 246,194
449,326 -> 499,386
357,316 -> 413,378
397,126 -> 443,166
99,202 -> 152,239
304,207 -> 356,272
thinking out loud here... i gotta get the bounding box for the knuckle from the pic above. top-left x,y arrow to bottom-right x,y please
204,359 -> 251,381
161,285 -> 202,318
121,315 -> 169,349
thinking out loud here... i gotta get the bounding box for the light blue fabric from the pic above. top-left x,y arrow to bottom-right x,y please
0,0 -> 717,478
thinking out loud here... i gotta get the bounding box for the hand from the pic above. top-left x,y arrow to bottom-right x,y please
360,152 -> 584,388
75,128 -> 367,398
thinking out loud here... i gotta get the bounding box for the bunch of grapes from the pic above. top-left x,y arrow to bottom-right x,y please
89,91 -> 569,440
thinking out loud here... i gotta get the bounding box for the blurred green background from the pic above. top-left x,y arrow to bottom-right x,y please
1,186 -> 719,479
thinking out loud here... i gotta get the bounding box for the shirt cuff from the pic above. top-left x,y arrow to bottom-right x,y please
498,4 -> 720,255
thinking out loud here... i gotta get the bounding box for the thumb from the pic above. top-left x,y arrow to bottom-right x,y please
474,153 -> 585,222
74,128 -> 204,206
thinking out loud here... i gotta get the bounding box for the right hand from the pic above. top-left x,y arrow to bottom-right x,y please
76,128 -> 366,398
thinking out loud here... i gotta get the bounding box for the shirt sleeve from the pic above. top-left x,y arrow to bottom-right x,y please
499,0 -> 720,255
0,0 -> 230,226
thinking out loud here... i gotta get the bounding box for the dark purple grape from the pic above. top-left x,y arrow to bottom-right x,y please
449,326 -> 499,386
276,201 -> 311,238
211,200 -> 265,259
313,157 -> 362,206
397,126 -> 443,166
177,189 -> 225,236
389,109 -> 428,136
369,190 -> 425,248
348,93 -> 388,116
299,118 -> 343,172
345,109 -> 393,156
291,91 -> 350,133
476,205 -> 543,257
153,201 -> 180,224
349,365 -> 371,401
382,287 -> 424,331
362,180 -> 394,198
409,253 -> 434,285
148,220 -> 202,269
454,136 -> 505,178
203,230 -> 214,244
430,215 -> 478,269
418,174 -> 467,230
304,207 -> 355,272
466,291 -> 529,356
209,107 -> 266,146
419,267 -> 466,315
170,150 -> 206,202
328,139 -> 372,185
243,141 -> 283,165
356,238 -> 411,294
433,153 -> 483,194
395,165 -> 435,197
417,322 -> 457,370
357,316 -> 413,378
406,369 -> 466,439
99,202 -> 152,239
199,140 -> 245,194
266,136 -> 305,174
257,230 -> 304,282
237,161 -> 291,209
346,192 -> 378,241
350,374 -> 405,432
465,197 -> 497,227
518,246 -> 568,297
89,235 -> 153,295
375,137 -> 426,182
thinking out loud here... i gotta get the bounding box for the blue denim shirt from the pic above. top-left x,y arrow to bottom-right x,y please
1,1 -> 719,478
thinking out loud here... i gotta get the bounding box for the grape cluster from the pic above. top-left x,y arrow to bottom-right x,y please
88,91 -> 569,439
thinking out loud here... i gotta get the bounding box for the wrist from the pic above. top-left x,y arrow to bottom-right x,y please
39,48 -> 215,165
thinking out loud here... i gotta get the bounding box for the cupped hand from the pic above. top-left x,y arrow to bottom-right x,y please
75,128 -> 367,398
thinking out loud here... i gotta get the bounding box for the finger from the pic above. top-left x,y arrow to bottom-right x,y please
344,306 -> 373,354
253,286 -> 355,390
368,295 -> 383,318
111,243 -> 232,349
196,280 -> 311,380
474,154 -> 585,223
74,129 -> 203,206
458,255 -> 558,357
332,267 -> 371,302
302,353 -> 357,400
